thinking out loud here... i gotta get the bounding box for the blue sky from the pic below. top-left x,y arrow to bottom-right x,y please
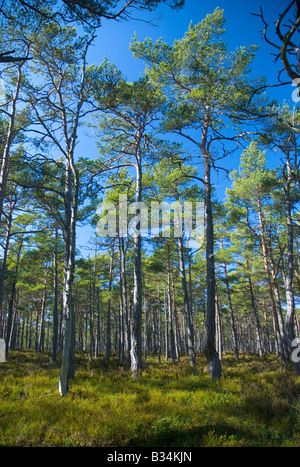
76,0 -> 296,252
89,0 -> 290,97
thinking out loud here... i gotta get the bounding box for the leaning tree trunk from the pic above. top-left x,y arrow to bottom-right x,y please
0,63 -> 24,223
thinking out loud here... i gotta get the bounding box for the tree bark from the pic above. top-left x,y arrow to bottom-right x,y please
59,155 -> 78,396
5,235 -> 23,359
130,137 -> 143,376
247,270 -> 263,357
202,105 -> 221,378
105,240 -> 115,362
222,260 -> 239,360
178,236 -> 195,366
50,226 -> 59,363
256,190 -> 289,365
283,153 -> 300,374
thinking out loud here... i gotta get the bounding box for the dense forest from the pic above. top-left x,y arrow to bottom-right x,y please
0,0 -> 299,407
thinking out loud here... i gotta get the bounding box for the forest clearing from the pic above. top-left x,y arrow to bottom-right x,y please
0,0 -> 300,450
0,350 -> 299,447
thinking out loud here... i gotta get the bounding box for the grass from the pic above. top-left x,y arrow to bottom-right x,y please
0,350 -> 299,447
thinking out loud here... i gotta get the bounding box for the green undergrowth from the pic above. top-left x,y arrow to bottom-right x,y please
0,350 -> 299,447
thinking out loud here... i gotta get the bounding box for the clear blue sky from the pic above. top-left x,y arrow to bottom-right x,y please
77,0 -> 295,253
89,0 -> 289,96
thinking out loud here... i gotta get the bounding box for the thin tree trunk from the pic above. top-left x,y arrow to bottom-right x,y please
50,227 -> 59,363
222,260 -> 239,360
5,235 -> 23,359
157,283 -> 162,364
256,191 -> 288,365
247,269 -> 263,357
118,239 -> 125,363
38,266 -> 48,352
178,236 -> 195,366
171,268 -> 180,361
106,239 -> 115,362
167,255 -> 175,364
0,62 -> 25,223
120,237 -> 130,368
164,282 -> 168,361
0,195 -> 16,315
215,285 -> 223,360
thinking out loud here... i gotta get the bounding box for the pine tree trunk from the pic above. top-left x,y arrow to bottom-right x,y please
167,257 -> 176,364
0,63 -> 24,223
157,283 -> 162,364
0,195 -> 16,314
130,139 -> 143,376
202,106 -> 221,378
256,191 -> 288,365
215,286 -> 223,360
222,261 -> 239,360
120,237 -> 130,368
171,269 -> 180,361
50,227 -> 59,363
59,156 -> 78,397
247,271 -> 263,357
105,240 -> 115,362
38,267 -> 48,353
178,236 -> 195,366
5,236 -> 23,359
118,240 -> 125,363
284,154 -> 300,375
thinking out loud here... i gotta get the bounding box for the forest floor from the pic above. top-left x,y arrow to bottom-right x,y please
0,350 -> 299,447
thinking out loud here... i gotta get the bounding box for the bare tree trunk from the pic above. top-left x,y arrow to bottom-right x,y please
50,226 -> 59,363
120,237 -> 130,368
247,271 -> 263,357
0,60 -> 26,223
284,153 -> 300,374
38,266 -> 48,352
178,236 -> 195,366
222,260 -> 239,360
5,235 -> 23,359
59,156 -> 78,396
118,239 -> 125,363
171,268 -> 180,361
215,285 -> 223,360
202,109 -> 221,377
167,256 -> 175,364
256,191 -> 288,365
130,139 -> 143,376
0,194 -> 16,315
105,240 -> 115,362
157,283 -> 162,364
